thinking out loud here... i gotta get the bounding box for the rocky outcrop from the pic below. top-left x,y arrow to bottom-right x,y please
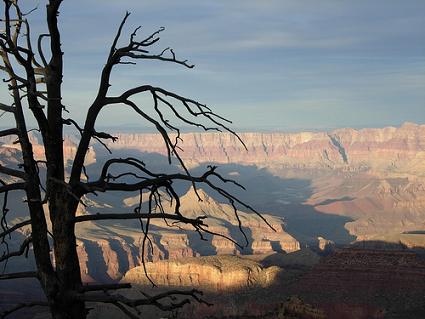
3,123 -> 425,284
122,255 -> 281,291
317,236 -> 334,252
159,233 -> 196,260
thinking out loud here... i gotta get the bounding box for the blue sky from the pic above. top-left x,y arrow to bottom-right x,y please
4,0 -> 425,131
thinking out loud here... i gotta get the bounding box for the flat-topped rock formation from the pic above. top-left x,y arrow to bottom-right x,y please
122,255 -> 281,291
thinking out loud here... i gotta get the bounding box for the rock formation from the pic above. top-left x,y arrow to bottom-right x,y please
122,255 -> 281,291
72,187 -> 299,281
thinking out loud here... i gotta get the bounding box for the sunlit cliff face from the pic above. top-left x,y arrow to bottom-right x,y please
122,255 -> 281,291
104,123 -> 425,174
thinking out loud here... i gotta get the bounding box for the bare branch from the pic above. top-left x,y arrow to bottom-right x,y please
109,11 -> 131,58
0,219 -> 31,240
73,212 -> 207,227
0,182 -> 26,193
0,103 -> 14,113
0,235 -> 32,262
37,33 -> 49,67
0,128 -> 19,137
92,131 -> 118,142
74,288 -> 211,315
0,164 -> 26,179
79,283 -> 132,292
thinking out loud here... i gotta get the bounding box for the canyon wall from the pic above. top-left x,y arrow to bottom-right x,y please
101,123 -> 425,240
105,122 -> 425,175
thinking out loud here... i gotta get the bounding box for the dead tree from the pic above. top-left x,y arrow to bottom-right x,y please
0,1 -> 271,318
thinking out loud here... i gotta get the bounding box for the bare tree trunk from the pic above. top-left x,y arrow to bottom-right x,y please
49,197 -> 86,319
1,2 -> 266,318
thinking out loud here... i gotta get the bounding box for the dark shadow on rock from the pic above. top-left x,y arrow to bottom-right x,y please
188,163 -> 356,245
84,150 -> 357,246
315,196 -> 355,206
187,232 -> 216,256
270,241 -> 284,253
81,239 -> 113,283
108,238 -> 130,277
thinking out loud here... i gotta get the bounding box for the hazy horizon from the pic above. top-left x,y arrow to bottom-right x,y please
1,120 -> 424,135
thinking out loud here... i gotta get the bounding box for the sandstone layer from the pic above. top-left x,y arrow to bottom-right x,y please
122,255 -> 281,291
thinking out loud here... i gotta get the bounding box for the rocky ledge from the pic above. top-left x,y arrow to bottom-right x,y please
122,255 -> 281,291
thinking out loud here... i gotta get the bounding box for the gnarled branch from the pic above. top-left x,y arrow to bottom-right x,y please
0,164 -> 26,179
0,235 -> 32,262
73,212 -> 207,227
0,128 -> 19,137
0,181 -> 26,193
74,288 -> 211,319
0,218 -> 31,240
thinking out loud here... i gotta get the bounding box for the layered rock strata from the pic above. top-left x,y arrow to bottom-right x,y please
73,187 -> 298,281
122,255 -> 281,291
105,122 -> 425,174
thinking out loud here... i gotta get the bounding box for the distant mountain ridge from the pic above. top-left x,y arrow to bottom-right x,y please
104,122 -> 425,175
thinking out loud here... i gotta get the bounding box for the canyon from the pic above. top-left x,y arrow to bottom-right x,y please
99,122 -> 425,242
2,123 -> 425,318
2,123 -> 425,276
